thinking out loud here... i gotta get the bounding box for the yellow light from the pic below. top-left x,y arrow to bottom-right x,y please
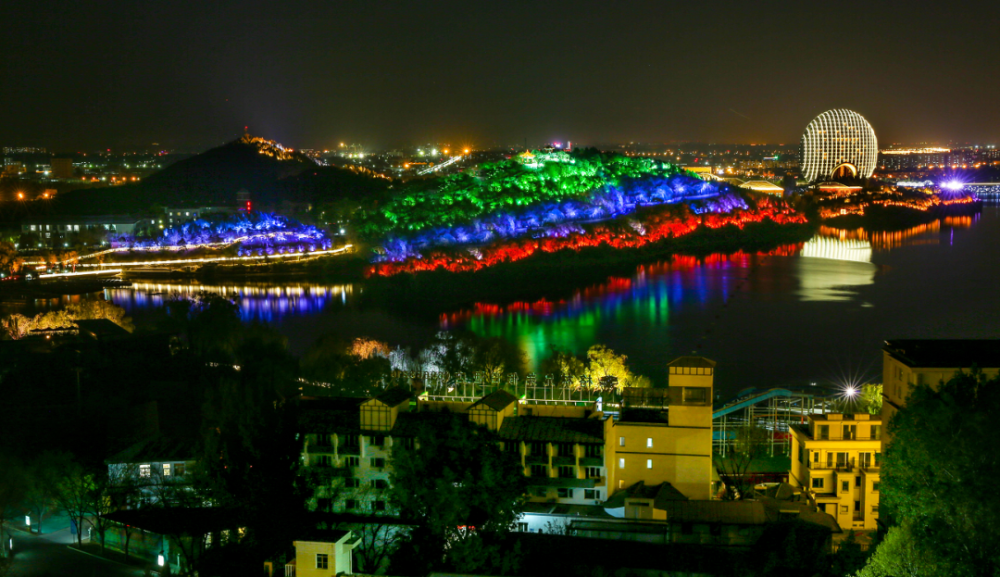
463,148 -> 470,154
17,192 -> 24,199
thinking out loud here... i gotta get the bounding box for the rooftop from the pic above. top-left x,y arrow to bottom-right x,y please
884,339 -> 1000,369
498,415 -> 604,444
106,435 -> 198,464
603,481 -> 688,510
667,356 -> 717,369
469,389 -> 518,412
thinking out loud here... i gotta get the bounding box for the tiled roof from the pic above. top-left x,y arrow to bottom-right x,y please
667,356 -> 716,368
498,416 -> 604,444
603,481 -> 688,509
376,387 -> 413,407
106,435 -> 198,464
660,500 -> 770,525
469,390 -> 517,412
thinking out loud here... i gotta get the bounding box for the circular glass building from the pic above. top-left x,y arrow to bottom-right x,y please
799,109 -> 877,183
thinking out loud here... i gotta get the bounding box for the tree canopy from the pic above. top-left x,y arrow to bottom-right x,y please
878,370 -> 1000,576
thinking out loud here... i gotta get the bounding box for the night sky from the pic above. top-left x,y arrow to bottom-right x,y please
2,0 -> 997,151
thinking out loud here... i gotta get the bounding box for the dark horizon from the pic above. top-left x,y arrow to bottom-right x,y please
2,0 -> 998,152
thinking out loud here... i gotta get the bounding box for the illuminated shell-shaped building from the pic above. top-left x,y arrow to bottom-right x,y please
799,109 -> 877,183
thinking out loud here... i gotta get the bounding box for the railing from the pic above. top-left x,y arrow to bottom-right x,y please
306,444 -> 334,454
808,458 -> 856,472
812,435 -> 881,441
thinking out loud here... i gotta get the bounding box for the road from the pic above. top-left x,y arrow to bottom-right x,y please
9,528 -> 148,577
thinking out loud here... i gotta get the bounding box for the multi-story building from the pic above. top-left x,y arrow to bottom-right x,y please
788,413 -> 882,532
881,340 -> 1000,438
298,356 -> 717,525
106,435 -> 199,508
21,215 -> 146,247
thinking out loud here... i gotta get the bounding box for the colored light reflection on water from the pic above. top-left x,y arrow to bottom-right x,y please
106,282 -> 355,323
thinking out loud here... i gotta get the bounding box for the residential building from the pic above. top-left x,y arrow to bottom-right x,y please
881,340 -> 1000,442
106,435 -> 199,508
788,413 -> 882,531
284,531 -> 357,577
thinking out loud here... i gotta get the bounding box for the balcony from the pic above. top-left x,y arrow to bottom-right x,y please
552,456 -> 576,466
337,445 -> 361,456
808,458 -> 856,472
580,456 -> 603,467
525,454 -> 548,465
306,444 -> 334,454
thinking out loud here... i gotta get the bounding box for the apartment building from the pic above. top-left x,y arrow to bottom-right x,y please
298,356 -> 718,525
882,339 -> 1000,443
789,413 -> 882,531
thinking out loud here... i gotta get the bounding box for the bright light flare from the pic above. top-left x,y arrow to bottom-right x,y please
941,180 -> 964,191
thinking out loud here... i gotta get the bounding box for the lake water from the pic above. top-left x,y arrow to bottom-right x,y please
102,206 -> 1000,399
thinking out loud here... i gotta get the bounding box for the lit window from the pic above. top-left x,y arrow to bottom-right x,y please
619,458 -> 625,469
647,459 -> 652,469
139,465 -> 151,478
163,463 -> 171,477
619,437 -> 624,447
646,438 -> 653,448
316,553 -> 328,570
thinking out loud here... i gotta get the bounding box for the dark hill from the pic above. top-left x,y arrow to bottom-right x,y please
53,136 -> 318,215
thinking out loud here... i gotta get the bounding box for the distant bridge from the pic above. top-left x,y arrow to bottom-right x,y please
965,183 -> 1000,197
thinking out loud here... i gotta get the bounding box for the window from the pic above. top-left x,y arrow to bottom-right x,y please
175,463 -> 185,476
506,441 -> 521,454
163,463 -> 172,477
373,479 -> 388,490
341,434 -> 360,448
371,458 -> 386,469
840,506 -> 849,514
585,445 -> 602,458
870,425 -> 881,440
811,478 -> 824,489
370,435 -> 385,447
530,464 -> 548,478
316,553 -> 328,570
647,459 -> 652,469
346,499 -> 358,510
516,522 -> 528,532
817,425 -> 829,440
646,438 -> 653,448
139,465 -> 151,478
813,451 -> 819,463
315,455 -> 333,467
843,424 -> 856,440
872,482 -> 880,492
584,489 -> 600,500
557,488 -> 573,498
683,387 -> 707,404
373,500 -> 386,511
557,466 -> 575,479
619,437 -> 625,447
875,452 -> 882,466
531,442 -> 546,456
30,225 -> 36,231
855,476 -> 861,487
619,458 -> 625,469
345,478 -> 361,488
344,456 -> 360,467
586,467 -> 602,479
842,481 -> 850,492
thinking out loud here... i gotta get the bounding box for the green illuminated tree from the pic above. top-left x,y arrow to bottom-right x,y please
855,522 -> 939,577
860,383 -> 882,415
880,371 -> 1000,576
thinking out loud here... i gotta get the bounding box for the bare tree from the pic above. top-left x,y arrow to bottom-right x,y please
55,460 -> 95,547
716,422 -> 770,500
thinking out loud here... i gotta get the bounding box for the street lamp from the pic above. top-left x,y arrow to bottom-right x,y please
158,550 -> 165,566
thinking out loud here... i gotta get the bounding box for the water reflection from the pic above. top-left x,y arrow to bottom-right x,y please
106,282 -> 355,323
817,214 -> 977,251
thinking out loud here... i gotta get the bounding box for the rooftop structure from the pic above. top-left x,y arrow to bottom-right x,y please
799,109 -> 877,183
